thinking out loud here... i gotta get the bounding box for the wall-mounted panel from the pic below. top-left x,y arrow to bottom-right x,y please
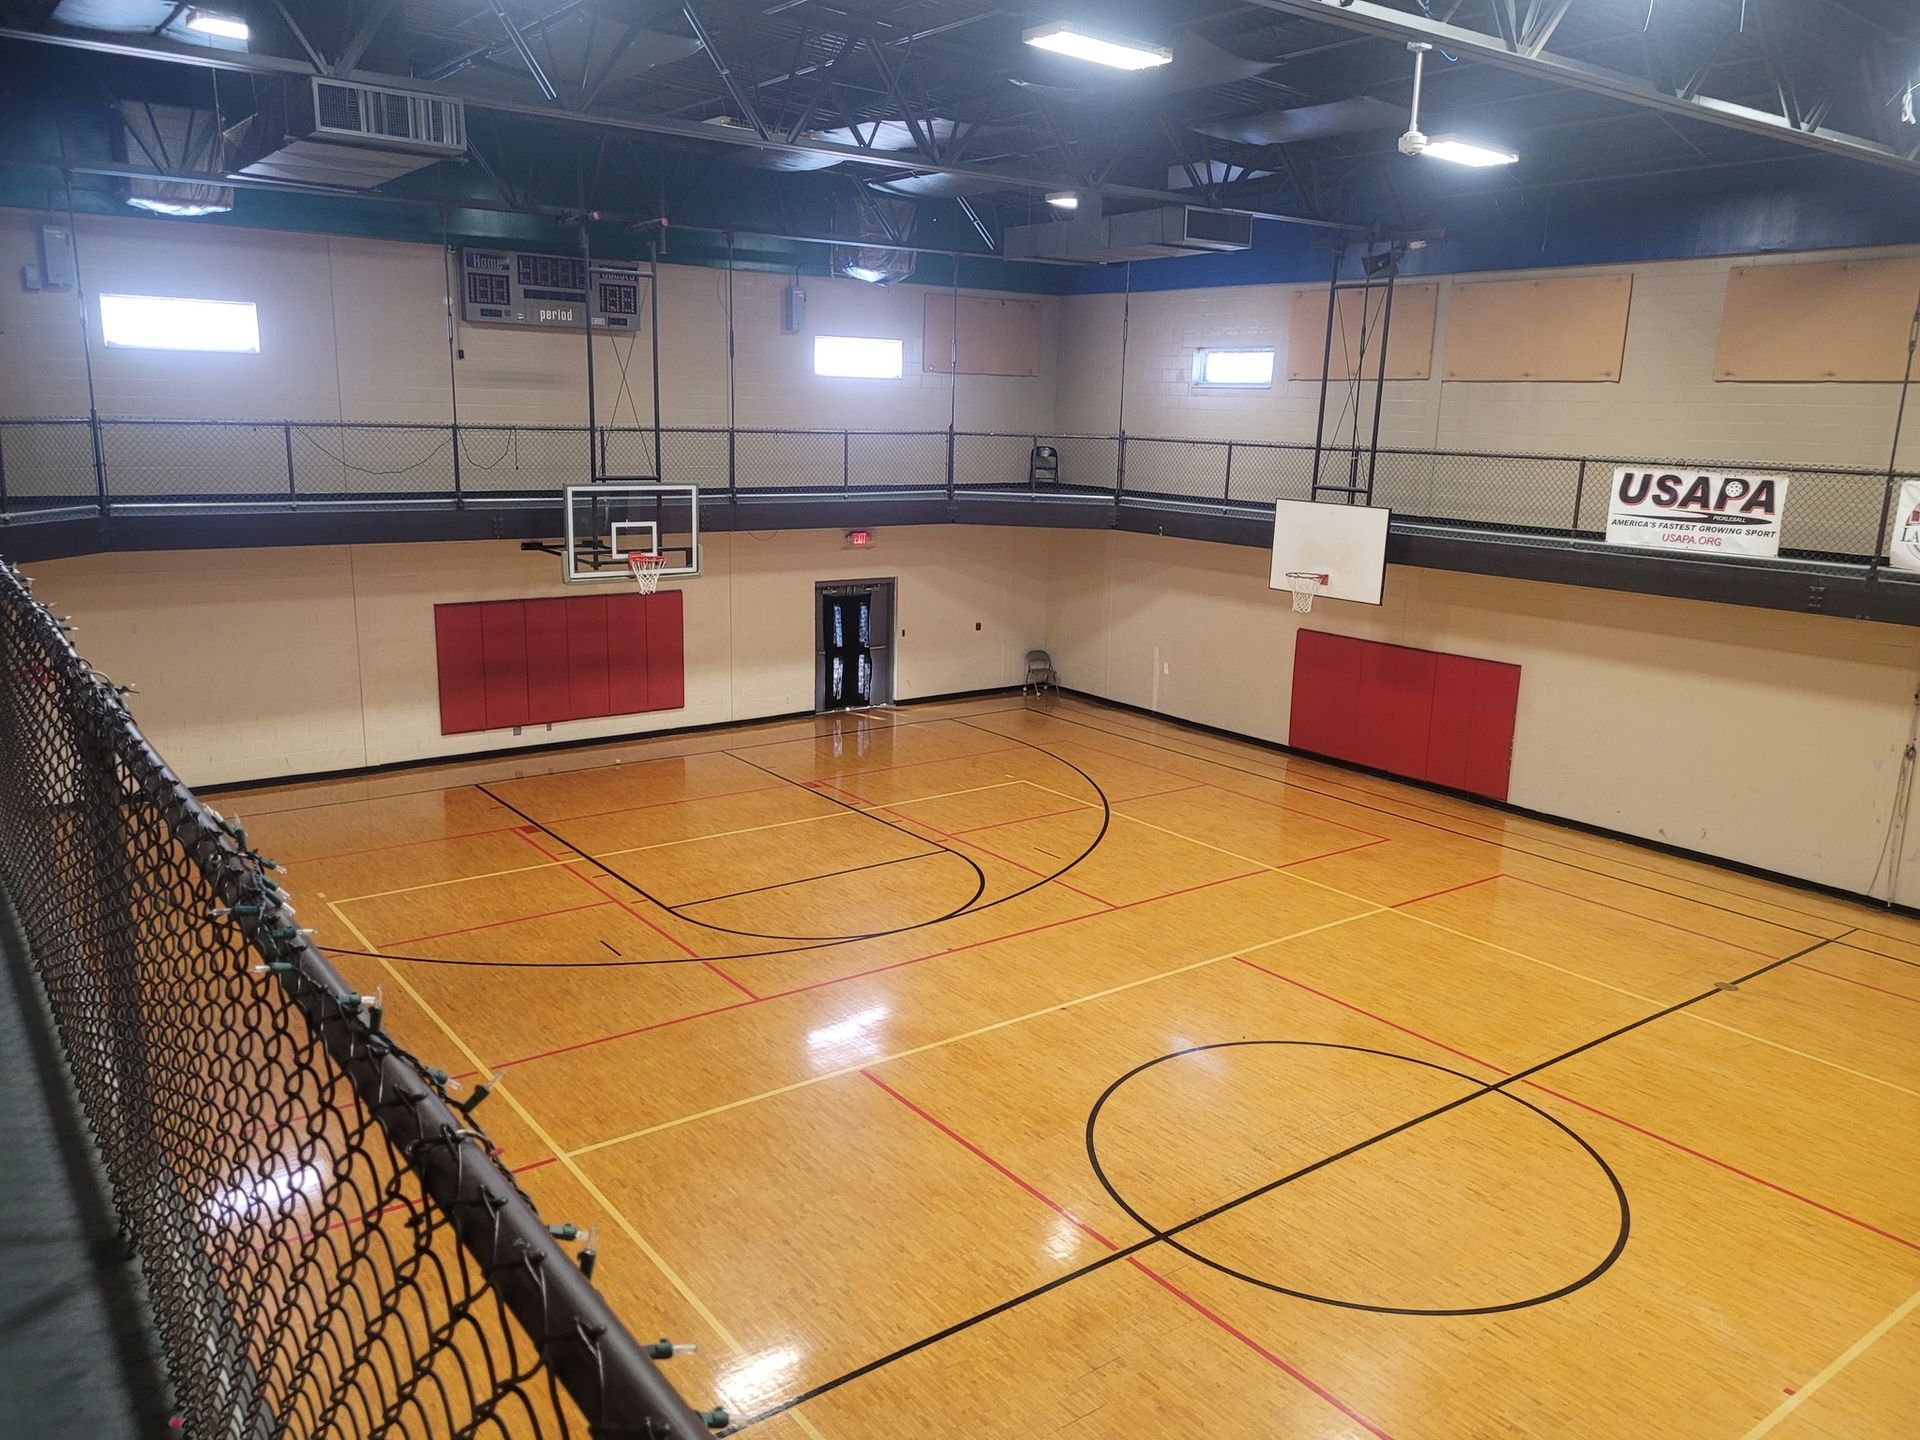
1286,283 -> 1438,381
1442,273 -> 1632,382
1713,257 -> 1920,382
1289,630 -> 1520,800
924,295 -> 1042,377
434,592 -> 683,735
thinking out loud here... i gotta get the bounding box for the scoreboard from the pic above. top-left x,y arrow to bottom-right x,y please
459,248 -> 643,331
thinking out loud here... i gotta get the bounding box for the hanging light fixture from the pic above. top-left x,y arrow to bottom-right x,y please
1397,42 -> 1519,167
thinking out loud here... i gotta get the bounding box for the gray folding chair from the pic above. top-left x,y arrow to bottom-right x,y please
1023,649 -> 1059,696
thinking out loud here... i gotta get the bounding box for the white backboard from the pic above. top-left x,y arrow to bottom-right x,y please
562,481 -> 701,583
1269,499 -> 1389,606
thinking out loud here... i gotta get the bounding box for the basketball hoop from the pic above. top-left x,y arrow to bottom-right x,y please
1285,571 -> 1328,614
626,552 -> 668,595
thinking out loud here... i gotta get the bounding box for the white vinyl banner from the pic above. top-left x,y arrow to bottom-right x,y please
1889,480 -> 1920,573
1605,468 -> 1790,558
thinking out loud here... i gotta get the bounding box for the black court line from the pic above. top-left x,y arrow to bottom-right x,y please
723,931 -> 1849,1433
1001,704 -> 1865,950
1086,1040 -> 1630,1316
232,700 -> 1034,820
674,850 -> 953,910
343,728 -> 1113,969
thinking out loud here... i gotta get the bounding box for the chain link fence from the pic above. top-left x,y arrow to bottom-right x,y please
0,418 -> 99,508
0,563 -> 714,1440
290,424 -> 458,498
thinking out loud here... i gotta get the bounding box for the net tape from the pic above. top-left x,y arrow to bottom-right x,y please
0,563 -> 713,1440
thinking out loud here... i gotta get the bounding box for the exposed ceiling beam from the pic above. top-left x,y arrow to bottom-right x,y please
334,0 -> 403,77
1240,0 -> 1920,178
0,22 -> 1372,229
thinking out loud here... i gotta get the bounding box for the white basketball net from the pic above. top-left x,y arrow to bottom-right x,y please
627,553 -> 668,595
1285,571 -> 1327,614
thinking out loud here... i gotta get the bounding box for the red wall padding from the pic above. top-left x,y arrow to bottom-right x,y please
1289,630 -> 1520,801
434,592 -> 685,736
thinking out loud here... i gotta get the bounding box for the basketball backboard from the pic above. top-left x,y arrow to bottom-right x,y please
1269,498 -> 1389,606
560,481 -> 700,584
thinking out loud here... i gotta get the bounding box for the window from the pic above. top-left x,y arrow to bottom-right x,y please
100,294 -> 260,353
1195,348 -> 1275,388
813,335 -> 904,379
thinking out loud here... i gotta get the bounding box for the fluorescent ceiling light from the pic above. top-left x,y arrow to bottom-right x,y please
1023,21 -> 1171,71
1417,134 -> 1519,167
100,294 -> 260,353
186,10 -> 249,41
1046,191 -> 1079,210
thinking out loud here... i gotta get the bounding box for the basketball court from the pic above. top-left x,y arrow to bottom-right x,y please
205,681 -> 1920,1440
4,5 -> 1920,1437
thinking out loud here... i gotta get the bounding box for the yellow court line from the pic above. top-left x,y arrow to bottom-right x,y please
1739,1284 -> 1920,1439
1081,802 -> 1920,1102
323,902 -> 830,1439
331,780 -> 1032,904
564,907 -> 1380,1161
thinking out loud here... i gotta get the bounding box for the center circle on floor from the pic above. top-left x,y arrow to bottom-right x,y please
1085,1039 -> 1629,1316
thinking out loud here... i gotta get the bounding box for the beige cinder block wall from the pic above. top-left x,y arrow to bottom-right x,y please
1057,245 -> 1920,471
28,526 -> 1049,785
0,209 -> 1062,434
1046,528 -> 1920,904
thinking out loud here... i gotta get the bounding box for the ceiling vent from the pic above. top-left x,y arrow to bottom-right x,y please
225,77 -> 465,188
1004,205 -> 1252,263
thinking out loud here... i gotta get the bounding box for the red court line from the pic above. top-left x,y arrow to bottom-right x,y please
1235,958 -> 1509,1076
511,831 -> 757,997
1522,1080 -> 1920,1254
472,867 -> 1262,1074
1191,781 -> 1394,844
1790,962 -> 1920,1008
1505,874 -> 1779,958
1282,836 -> 1390,868
284,821 -> 521,866
1233,957 -> 1920,1255
491,997 -> 764,1070
383,898 -> 615,948
883,802 -> 1114,906
861,1071 -> 1120,1247
1391,873 -> 1502,909
948,804 -> 1092,836
1039,729 -> 1389,843
859,1069 -> 1397,1440
549,780 -> 789,824
1071,707 -> 1883,942
1123,781 -> 1209,803
806,743 -> 1027,783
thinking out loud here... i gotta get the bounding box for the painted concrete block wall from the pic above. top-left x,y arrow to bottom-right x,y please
0,209 -> 1061,438
27,526 -> 1050,786
1057,245 -> 1920,471
1044,527 -> 1920,906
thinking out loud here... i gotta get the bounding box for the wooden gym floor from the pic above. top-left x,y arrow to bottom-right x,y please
223,694 -> 1920,1439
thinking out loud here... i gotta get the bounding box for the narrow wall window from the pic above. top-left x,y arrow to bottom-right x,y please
1194,348 -> 1275,388
813,335 -> 904,379
100,294 -> 260,353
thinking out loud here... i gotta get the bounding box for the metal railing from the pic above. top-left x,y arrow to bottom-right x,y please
0,561 -> 715,1439
1,416 -> 1909,570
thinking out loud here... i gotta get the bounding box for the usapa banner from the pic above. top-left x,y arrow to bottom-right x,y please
1605,467 -> 1790,558
1889,480 -> 1920,573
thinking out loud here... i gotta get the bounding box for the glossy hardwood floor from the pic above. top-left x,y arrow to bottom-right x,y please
221,695 -> 1920,1439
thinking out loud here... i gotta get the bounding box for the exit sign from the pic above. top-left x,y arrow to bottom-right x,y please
845,529 -> 874,549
